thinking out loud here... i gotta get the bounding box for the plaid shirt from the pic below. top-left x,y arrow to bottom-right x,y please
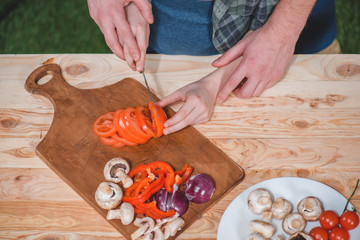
212,0 -> 279,53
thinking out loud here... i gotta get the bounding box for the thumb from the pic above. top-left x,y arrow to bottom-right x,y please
212,41 -> 245,68
157,90 -> 184,108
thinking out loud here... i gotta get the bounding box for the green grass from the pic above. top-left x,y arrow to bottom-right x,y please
0,0 -> 359,54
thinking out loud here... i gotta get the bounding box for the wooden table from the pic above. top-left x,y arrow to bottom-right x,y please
1,54 -> 359,239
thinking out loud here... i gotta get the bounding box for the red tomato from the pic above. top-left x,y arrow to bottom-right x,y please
329,227 -> 349,240
320,210 -> 340,230
340,211 -> 359,230
310,226 -> 329,240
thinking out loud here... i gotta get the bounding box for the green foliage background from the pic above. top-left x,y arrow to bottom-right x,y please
0,0 -> 359,54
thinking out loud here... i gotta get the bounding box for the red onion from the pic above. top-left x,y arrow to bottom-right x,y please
150,187 -> 189,216
184,173 -> 215,204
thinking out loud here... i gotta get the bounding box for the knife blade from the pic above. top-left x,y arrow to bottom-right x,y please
141,70 -> 162,124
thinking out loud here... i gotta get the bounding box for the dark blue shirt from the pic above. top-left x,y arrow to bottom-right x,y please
148,0 -> 337,55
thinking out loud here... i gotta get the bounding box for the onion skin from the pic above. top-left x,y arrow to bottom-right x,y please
150,188 -> 189,216
184,174 -> 215,204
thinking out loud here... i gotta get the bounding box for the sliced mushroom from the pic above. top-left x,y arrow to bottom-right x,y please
163,217 -> 185,239
297,196 -> 324,221
131,223 -> 151,240
152,228 -> 165,240
276,234 -> 285,240
104,158 -> 133,188
289,232 -> 314,240
282,213 -> 306,235
271,197 -> 293,220
248,188 -> 273,215
107,203 -> 135,225
247,232 -> 266,240
249,220 -> 276,238
132,217 -> 156,240
95,182 -> 122,210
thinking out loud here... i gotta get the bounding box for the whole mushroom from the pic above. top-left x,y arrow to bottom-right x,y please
106,202 -> 135,225
297,196 -> 323,221
271,197 -> 293,220
289,232 -> 314,240
247,232 -> 266,240
104,158 -> 133,188
282,213 -> 306,235
249,220 -> 276,238
248,188 -> 273,215
95,182 -> 122,210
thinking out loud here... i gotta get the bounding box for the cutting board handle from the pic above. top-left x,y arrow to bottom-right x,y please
25,63 -> 71,99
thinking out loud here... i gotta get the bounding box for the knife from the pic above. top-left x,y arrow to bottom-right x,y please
141,70 -> 162,124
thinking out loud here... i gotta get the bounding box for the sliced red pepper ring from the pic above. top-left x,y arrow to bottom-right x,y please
123,107 -> 153,140
111,132 -> 138,147
92,112 -> 117,137
98,136 -> 117,146
135,105 -> 157,138
118,110 -> 148,144
149,102 -> 167,138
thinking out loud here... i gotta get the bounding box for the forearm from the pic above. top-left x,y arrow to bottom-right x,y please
264,0 -> 316,45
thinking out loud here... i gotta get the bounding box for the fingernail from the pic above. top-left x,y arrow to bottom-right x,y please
136,65 -> 143,72
149,15 -> 154,23
212,58 -> 219,65
163,129 -> 168,135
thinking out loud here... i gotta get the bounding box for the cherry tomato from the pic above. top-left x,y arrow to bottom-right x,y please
329,227 -> 349,240
320,210 -> 340,230
310,226 -> 329,240
340,210 -> 359,230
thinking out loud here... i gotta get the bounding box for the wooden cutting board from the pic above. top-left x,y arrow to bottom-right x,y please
25,63 -> 244,240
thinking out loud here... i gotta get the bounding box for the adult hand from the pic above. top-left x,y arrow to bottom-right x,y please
213,24 -> 296,103
157,58 -> 242,135
123,3 -> 150,72
157,78 -> 217,135
87,0 -> 153,67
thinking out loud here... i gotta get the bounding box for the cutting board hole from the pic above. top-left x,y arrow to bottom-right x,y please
36,71 -> 53,85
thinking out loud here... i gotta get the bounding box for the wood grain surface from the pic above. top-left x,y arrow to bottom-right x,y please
1,54 -> 360,240
21,63 -> 243,240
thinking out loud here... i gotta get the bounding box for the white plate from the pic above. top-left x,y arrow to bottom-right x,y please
217,177 -> 359,239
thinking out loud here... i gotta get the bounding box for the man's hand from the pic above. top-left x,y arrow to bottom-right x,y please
213,25 -> 295,102
87,0 -> 152,70
213,0 -> 316,103
123,3 -> 150,72
157,58 -> 242,135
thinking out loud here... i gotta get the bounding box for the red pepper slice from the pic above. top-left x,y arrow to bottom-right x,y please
165,172 -> 175,193
135,201 -> 176,219
175,163 -> 190,176
123,171 -> 165,205
175,167 -> 193,186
